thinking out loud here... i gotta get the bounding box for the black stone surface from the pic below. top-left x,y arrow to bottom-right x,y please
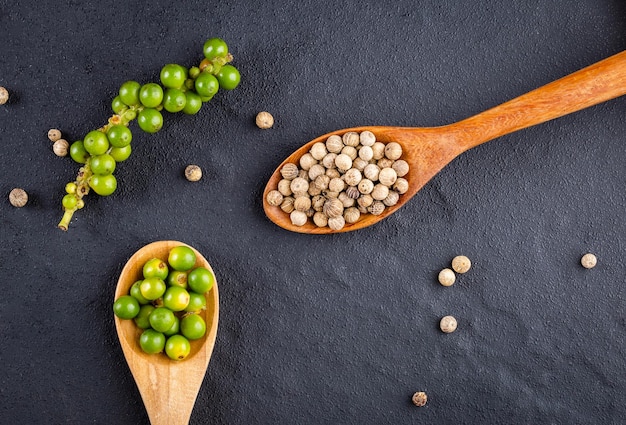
1,1 -> 625,424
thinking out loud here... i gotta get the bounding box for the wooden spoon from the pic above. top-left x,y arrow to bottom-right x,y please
263,50 -> 626,234
114,240 -> 219,425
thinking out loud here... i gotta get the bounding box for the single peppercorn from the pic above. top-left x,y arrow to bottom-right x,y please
48,128 -> 62,142
255,111 -> 274,129
184,165 -> 202,182
0,86 -> 9,104
412,391 -> 428,407
440,315 -> 457,333
9,188 -> 28,207
451,255 -> 471,274
438,268 -> 456,286
581,253 -> 597,269
53,139 -> 69,157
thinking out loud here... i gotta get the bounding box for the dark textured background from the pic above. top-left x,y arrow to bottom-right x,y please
1,1 -> 625,424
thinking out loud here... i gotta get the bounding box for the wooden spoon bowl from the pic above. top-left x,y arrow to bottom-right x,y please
114,240 -> 219,425
263,51 -> 626,234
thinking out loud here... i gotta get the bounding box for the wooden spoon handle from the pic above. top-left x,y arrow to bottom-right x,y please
451,50 -> 626,150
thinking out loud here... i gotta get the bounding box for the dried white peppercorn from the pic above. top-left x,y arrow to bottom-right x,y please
358,145 -> 374,161
0,86 -> 8,105
359,130 -> 376,147
371,183 -> 389,201
383,191 -> 399,207
326,135 -> 344,153
384,142 -> 403,160
299,153 -> 317,171
314,174 -> 330,190
392,159 -> 410,177
440,315 -> 457,333
343,168 -> 362,187
305,208 -> 315,218
438,268 -> 456,286
581,253 -> 597,269
277,179 -> 293,196
290,177 -> 309,196
363,163 -> 380,181
328,177 -> 345,193
323,198 -> 344,218
343,207 -> 360,224
322,153 -> 337,169
280,196 -> 295,213
378,167 -> 397,186
328,215 -> 346,230
255,111 -> 274,129
310,142 -> 327,160
341,145 -> 358,161
308,183 -> 322,196
313,211 -> 328,227
371,142 -> 385,160
280,163 -> 299,180
338,191 -> 355,208
266,190 -> 284,206
185,165 -> 202,181
308,164 -> 326,181
342,131 -> 360,147
345,186 -> 360,199
334,153 -> 352,172
53,139 -> 69,157
367,201 -> 385,215
325,168 -> 341,179
324,190 -> 339,199
377,157 -> 394,169
352,157 -> 369,171
9,188 -> 28,207
393,178 -> 409,194
412,392 -> 428,407
298,169 -> 309,180
294,196 -> 312,212
452,256 -> 472,274
48,128 -> 62,142
357,194 -> 374,208
311,194 -> 326,211
290,210 -> 307,226
358,179 -> 374,195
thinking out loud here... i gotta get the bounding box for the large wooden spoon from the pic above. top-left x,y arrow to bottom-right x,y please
114,240 -> 219,425
263,51 -> 626,234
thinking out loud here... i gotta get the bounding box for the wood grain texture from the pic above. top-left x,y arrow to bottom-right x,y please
114,241 -> 219,425
263,50 -> 626,234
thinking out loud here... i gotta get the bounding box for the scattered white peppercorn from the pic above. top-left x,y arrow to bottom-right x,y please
0,86 -> 9,105
440,315 -> 457,333
438,268 -> 456,286
48,128 -> 62,142
451,255 -> 472,274
52,139 -> 69,157
412,391 -> 428,407
255,111 -> 274,129
184,165 -> 203,182
9,188 -> 28,207
581,253 -> 597,269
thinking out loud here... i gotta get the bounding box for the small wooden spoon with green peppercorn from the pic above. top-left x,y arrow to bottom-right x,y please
114,241 -> 219,425
263,50 -> 626,234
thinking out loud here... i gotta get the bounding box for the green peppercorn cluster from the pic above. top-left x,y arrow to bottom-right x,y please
58,38 -> 241,230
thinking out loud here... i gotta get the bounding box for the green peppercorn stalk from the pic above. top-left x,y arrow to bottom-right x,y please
57,38 -> 241,231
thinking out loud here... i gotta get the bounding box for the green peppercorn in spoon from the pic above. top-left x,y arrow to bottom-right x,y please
263,50 -> 626,234
114,241 -> 219,425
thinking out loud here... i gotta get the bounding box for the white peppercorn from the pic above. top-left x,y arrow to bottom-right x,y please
266,190 -> 284,206
412,392 -> 428,407
48,128 -> 62,142
305,208 -> 315,218
324,190 -> 339,199
352,157 -> 368,171
323,198 -> 344,218
392,159 -> 410,177
0,86 -> 9,104
393,178 -> 409,194
328,215 -> 346,231
371,183 -> 389,201
326,135 -> 344,153
310,142 -> 327,160
255,111 -> 274,129
334,153 -> 352,172
377,157 -> 394,169
358,145 -> 374,161
290,210 -> 308,226
9,188 -> 28,207
378,167 -> 397,187
299,153 -> 317,171
185,164 -> 202,182
357,194 -> 374,208
359,130 -> 376,146
367,201 -> 385,215
278,179 -> 293,196
363,163 -> 380,181
294,196 -> 312,212
322,153 -> 337,169
53,139 -> 69,157
342,131 -> 360,147
371,142 -> 385,160
452,256 -> 472,274
438,268 -> 456,286
357,204 -> 368,214
383,191 -> 399,207
308,164 -> 326,181
384,142 -> 403,160
311,194 -> 326,211
440,315 -> 457,333
358,179 -> 374,195
343,168 -> 362,187
314,174 -> 330,190
280,196 -> 295,213
328,177 -> 345,193
325,168 -> 341,179
313,211 -> 328,227
280,163 -> 299,180
308,183 -> 322,196
581,253 -> 597,269
344,207 -> 360,224
338,191 -> 355,208
298,169 -> 310,181
341,145 -> 358,161
290,177 -> 309,196
345,186 -> 360,199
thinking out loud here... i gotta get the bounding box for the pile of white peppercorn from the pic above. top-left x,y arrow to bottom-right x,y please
265,130 -> 409,231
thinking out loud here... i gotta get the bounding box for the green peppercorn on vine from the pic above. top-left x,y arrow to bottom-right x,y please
57,38 -> 241,231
